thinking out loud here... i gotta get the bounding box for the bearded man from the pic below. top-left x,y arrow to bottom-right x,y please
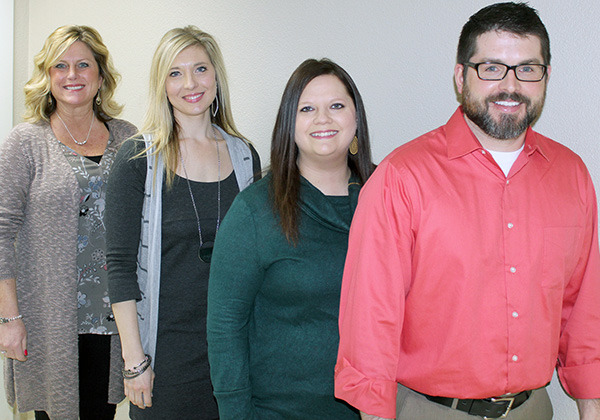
334,3 -> 600,420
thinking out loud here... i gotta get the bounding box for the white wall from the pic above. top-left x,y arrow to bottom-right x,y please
1,0 -> 14,139
0,0 -> 14,413
7,1 -> 599,419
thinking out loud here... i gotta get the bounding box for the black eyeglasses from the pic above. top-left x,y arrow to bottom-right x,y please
464,62 -> 548,82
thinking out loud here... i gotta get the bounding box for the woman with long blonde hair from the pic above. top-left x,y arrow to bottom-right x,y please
106,26 -> 260,419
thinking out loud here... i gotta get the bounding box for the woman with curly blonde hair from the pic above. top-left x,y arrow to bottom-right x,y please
0,25 -> 136,420
106,26 -> 260,419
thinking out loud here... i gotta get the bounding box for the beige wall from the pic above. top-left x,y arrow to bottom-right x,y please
5,0 -> 599,418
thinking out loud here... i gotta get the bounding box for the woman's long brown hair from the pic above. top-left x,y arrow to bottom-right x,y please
269,58 -> 374,244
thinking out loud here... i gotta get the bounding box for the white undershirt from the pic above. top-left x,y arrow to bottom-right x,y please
487,144 -> 525,177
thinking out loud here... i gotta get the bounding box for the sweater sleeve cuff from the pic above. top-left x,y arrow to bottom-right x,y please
558,362 -> 600,399
213,387 -> 258,420
334,357 -> 397,418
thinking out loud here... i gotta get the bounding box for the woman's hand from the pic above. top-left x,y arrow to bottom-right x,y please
124,365 -> 155,409
111,300 -> 155,408
0,318 -> 27,361
0,279 -> 27,361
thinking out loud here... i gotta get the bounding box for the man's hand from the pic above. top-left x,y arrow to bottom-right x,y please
0,318 -> 27,361
577,398 -> 600,420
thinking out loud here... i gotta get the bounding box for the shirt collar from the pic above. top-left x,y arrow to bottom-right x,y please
446,106 -> 549,162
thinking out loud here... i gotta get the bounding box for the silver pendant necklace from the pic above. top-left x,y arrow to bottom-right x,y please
55,112 -> 95,145
179,128 -> 221,264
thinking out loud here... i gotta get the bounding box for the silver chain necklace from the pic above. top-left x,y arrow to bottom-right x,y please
179,130 -> 221,264
55,112 -> 95,145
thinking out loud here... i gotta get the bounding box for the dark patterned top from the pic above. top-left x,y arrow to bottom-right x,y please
59,132 -> 120,334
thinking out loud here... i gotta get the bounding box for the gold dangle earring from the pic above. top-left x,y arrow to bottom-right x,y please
349,135 -> 358,155
95,90 -> 102,106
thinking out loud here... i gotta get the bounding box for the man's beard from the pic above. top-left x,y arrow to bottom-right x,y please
461,83 -> 545,140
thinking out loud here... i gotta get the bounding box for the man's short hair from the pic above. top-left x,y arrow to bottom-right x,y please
457,2 -> 551,65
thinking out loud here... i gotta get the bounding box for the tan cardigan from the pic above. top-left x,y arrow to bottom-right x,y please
0,119 -> 136,419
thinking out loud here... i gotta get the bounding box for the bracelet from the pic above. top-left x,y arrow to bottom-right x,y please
0,315 -> 22,324
122,354 -> 152,379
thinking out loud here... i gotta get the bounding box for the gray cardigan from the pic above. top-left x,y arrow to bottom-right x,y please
135,125 -> 256,365
0,119 -> 137,420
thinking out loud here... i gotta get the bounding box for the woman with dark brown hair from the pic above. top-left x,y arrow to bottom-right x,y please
207,58 -> 374,419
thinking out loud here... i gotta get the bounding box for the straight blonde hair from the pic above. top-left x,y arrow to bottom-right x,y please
139,26 -> 244,187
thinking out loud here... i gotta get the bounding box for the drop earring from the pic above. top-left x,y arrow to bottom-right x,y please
211,95 -> 219,118
349,135 -> 358,155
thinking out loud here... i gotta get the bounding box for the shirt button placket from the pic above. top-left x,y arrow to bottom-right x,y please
504,177 -> 521,370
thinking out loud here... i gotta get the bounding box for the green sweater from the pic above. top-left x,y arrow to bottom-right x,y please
207,174 -> 361,420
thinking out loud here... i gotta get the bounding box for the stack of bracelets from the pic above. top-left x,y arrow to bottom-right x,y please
122,354 -> 152,379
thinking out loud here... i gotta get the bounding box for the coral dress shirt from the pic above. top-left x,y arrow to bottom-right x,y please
334,107 -> 600,418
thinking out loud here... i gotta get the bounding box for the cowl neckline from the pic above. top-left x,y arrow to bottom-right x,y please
299,174 -> 361,233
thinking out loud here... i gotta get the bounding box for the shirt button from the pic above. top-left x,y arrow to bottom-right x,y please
506,180 -> 510,185
512,311 -> 519,318
512,355 -> 519,362
510,267 -> 517,273
507,223 -> 514,229
481,150 -> 487,155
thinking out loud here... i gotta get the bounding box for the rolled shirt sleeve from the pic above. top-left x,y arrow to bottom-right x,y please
556,169 -> 600,398
335,161 -> 412,418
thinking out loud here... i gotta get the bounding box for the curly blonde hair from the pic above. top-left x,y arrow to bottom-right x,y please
23,25 -> 123,123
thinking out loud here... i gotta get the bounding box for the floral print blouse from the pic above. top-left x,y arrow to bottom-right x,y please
60,134 -> 119,334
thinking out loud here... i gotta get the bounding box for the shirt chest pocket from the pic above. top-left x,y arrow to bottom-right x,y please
541,226 -> 583,290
